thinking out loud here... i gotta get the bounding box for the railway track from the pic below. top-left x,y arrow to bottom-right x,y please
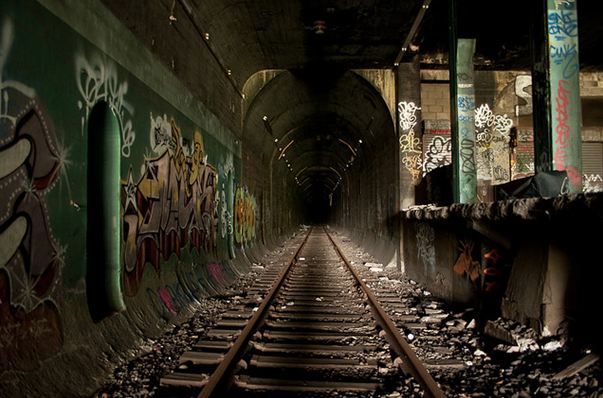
159,227 -> 445,397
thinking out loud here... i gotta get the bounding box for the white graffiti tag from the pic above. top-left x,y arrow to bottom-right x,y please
76,53 -> 135,157
398,101 -> 421,131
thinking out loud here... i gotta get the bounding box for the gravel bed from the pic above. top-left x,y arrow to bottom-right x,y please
95,227 -> 602,398
329,228 -> 603,398
94,239 -> 296,398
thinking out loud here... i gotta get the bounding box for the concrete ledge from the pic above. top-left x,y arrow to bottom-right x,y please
401,193 -> 603,222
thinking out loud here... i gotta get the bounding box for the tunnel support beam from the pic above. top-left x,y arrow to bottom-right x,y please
531,0 -> 583,192
395,55 -> 423,208
450,37 -> 478,204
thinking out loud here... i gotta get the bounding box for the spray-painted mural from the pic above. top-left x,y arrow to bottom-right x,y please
234,186 -> 257,245
398,101 -> 422,183
474,104 -> 514,184
422,120 -> 452,176
549,0 -> 582,191
76,53 -> 135,158
0,18 -> 64,371
121,114 -> 219,295
513,129 -> 536,179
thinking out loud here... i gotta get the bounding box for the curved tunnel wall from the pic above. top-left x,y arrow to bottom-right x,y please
0,1 -> 399,395
242,69 -> 398,265
0,1 -> 266,396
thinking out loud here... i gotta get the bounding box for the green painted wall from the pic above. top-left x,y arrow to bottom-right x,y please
0,0 -> 256,394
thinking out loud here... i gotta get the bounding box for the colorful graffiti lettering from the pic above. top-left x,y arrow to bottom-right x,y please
121,114 -> 218,295
0,18 -> 64,371
234,187 -> 257,245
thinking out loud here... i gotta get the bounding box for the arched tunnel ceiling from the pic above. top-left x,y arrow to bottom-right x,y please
101,0 -> 603,204
102,0 -> 603,89
243,70 -> 395,202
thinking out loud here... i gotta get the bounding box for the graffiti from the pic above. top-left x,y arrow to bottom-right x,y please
208,262 -> 228,285
0,18 -> 64,371
554,79 -> 570,172
398,101 -> 422,183
218,154 -> 235,258
453,240 -> 480,283
551,44 -> 577,65
147,282 -> 191,319
474,104 -> 513,184
548,9 -> 578,39
234,187 -> 257,245
399,130 -> 422,183
75,53 -> 135,157
415,222 -> 435,274
583,174 -> 603,193
423,136 -> 452,175
548,0 -> 581,191
515,75 -> 533,116
458,96 -> 475,112
398,101 -> 421,131
515,154 -> 535,177
121,114 -> 218,295
460,138 -> 476,174
552,79 -> 581,187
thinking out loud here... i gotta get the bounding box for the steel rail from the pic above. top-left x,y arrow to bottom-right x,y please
324,227 -> 446,398
198,227 -> 312,398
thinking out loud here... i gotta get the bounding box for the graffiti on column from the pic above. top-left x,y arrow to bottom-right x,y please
548,0 -> 582,191
456,38 -> 478,203
398,101 -> 422,183
75,52 -> 135,157
121,114 -> 218,296
0,18 -> 65,371
234,186 -> 257,245
474,104 -> 514,184
422,120 -> 452,176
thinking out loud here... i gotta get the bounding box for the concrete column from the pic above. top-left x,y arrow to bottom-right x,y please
531,0 -> 583,191
395,55 -> 423,209
450,38 -> 478,204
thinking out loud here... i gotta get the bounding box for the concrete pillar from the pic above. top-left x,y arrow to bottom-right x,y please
395,55 -> 423,209
531,0 -> 583,192
450,38 -> 478,204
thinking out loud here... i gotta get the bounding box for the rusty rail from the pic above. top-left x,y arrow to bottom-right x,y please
324,227 -> 446,398
198,227 -> 312,398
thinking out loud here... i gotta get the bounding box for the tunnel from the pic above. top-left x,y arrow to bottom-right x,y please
241,68 -> 398,261
0,0 -> 602,396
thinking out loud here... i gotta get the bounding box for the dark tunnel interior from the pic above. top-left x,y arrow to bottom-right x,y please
243,68 -> 397,233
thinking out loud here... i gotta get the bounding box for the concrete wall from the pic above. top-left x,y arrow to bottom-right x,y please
0,1 -> 272,395
402,194 -> 603,348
